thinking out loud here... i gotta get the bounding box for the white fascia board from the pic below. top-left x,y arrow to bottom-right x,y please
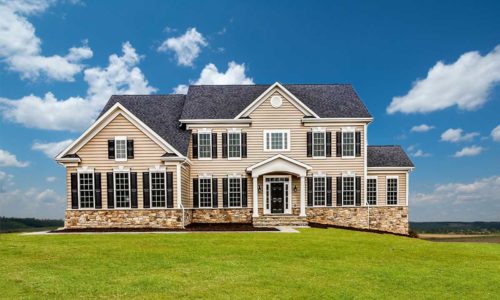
368,167 -> 415,171
235,82 -> 319,119
179,119 -> 252,124
302,117 -> 373,124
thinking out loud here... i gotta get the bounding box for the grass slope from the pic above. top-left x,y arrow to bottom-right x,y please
0,228 -> 499,299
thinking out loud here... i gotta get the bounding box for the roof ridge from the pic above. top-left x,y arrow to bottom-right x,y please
188,83 -> 353,87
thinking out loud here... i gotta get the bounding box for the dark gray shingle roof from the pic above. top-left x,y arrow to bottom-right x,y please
180,84 -> 371,119
99,95 -> 190,155
367,146 -> 414,168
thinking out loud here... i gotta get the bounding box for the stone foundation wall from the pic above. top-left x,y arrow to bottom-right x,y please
191,209 -> 252,223
306,206 -> 408,235
65,209 -> 191,229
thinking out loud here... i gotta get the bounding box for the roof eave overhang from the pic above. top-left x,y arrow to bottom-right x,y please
55,158 -> 81,163
303,117 -> 373,124
368,166 -> 415,171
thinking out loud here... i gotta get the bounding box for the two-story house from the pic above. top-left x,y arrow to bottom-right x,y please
56,83 -> 414,234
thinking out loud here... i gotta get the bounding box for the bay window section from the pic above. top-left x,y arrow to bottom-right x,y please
313,176 -> 326,206
199,178 -> 212,208
150,172 -> 166,208
114,172 -> 131,208
228,177 -> 242,207
387,177 -> 398,205
78,172 -> 95,208
198,132 -> 212,159
342,176 -> 355,206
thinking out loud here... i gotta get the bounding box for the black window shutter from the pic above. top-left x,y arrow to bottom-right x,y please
95,173 -> 102,209
71,173 -> 78,209
222,178 -> 228,207
127,140 -> 134,159
336,177 -> 342,206
193,179 -> 199,208
307,177 -> 313,206
306,132 -> 312,157
241,132 -> 247,158
355,176 -> 361,206
222,133 -> 228,158
192,134 -> 198,159
336,132 -> 342,157
212,178 -> 218,208
355,132 -> 361,157
326,132 -> 332,157
130,172 -> 138,208
212,133 -> 217,158
166,172 -> 174,208
241,178 -> 248,207
326,177 -> 332,206
108,140 -> 115,159
143,172 -> 150,208
107,172 -> 114,209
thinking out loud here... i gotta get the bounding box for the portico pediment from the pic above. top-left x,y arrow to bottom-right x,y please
246,154 -> 312,178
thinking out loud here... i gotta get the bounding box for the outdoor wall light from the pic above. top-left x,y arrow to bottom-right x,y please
293,185 -> 297,192
258,185 -> 262,192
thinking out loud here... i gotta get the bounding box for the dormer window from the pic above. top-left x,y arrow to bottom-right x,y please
115,136 -> 127,161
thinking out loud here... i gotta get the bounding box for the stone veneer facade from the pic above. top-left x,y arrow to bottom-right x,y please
65,207 -> 408,234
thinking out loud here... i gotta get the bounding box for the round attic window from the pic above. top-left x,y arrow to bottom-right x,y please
270,95 -> 283,108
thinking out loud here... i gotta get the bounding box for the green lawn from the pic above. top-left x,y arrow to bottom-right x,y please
1,229 -> 499,299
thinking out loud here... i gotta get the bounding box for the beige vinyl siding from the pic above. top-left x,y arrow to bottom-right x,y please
181,164 -> 191,208
366,171 -> 408,206
67,114 -> 178,209
188,89 -> 366,210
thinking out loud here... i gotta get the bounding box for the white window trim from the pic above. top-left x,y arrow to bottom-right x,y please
198,176 -> 213,208
113,170 -> 131,209
311,128 -> 326,159
228,175 -> 243,208
263,175 -> 292,215
312,174 -> 327,207
366,176 -> 378,206
341,128 -> 355,159
150,170 -> 167,209
263,129 -> 291,152
77,168 -> 95,210
342,173 -> 356,207
227,130 -> 242,160
197,129 -> 212,160
114,136 -> 128,162
386,176 -> 399,206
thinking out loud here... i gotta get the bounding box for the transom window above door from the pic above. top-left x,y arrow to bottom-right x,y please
264,130 -> 290,151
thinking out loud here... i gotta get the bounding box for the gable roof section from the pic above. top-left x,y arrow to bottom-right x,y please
180,83 -> 372,120
367,146 -> 414,168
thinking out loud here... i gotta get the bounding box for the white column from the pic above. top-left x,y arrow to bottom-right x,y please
253,176 -> 259,217
300,175 -> 306,217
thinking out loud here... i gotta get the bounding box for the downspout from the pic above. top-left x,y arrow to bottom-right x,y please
364,123 -> 369,230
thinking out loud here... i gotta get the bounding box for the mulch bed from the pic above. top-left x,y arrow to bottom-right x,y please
309,222 -> 413,237
50,223 -> 279,233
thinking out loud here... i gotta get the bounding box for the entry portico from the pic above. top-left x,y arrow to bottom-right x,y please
246,154 -> 312,218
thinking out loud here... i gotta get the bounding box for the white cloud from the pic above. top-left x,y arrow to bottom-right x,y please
0,42 -> 156,131
158,27 -> 207,67
454,145 -> 484,158
491,125 -> 500,142
32,139 -> 73,158
412,149 -> 432,158
0,187 -> 65,219
174,61 -> 254,94
410,124 -> 434,133
46,176 -> 57,183
0,170 -> 14,192
387,45 -> 500,114
440,128 -> 479,142
0,0 -> 93,81
0,149 -> 29,167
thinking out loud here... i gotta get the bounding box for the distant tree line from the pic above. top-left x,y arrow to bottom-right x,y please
410,222 -> 500,234
0,217 -> 64,233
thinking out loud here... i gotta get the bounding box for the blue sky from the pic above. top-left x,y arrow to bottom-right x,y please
0,0 -> 499,221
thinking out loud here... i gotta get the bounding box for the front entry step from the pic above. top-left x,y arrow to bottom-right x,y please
253,215 -> 308,227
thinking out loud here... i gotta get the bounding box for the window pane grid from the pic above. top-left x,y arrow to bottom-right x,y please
313,177 -> 326,206
228,178 -> 241,207
115,139 -> 127,160
199,178 -> 212,207
343,177 -> 355,206
151,172 -> 166,208
198,133 -> 211,158
387,178 -> 398,205
115,172 -> 130,208
313,132 -> 325,157
342,132 -> 354,157
79,173 -> 94,208
266,131 -> 288,150
228,133 -> 241,158
367,178 -> 377,205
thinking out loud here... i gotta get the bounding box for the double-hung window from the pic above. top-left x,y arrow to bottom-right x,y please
78,171 -> 95,208
199,178 -> 212,208
387,177 -> 398,205
342,129 -> 355,157
312,130 -> 326,158
228,131 -> 241,159
114,171 -> 131,208
367,177 -> 377,205
342,176 -> 355,206
313,176 -> 326,206
115,136 -> 127,161
264,130 -> 290,151
198,132 -> 212,159
228,177 -> 242,207
150,172 -> 166,208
